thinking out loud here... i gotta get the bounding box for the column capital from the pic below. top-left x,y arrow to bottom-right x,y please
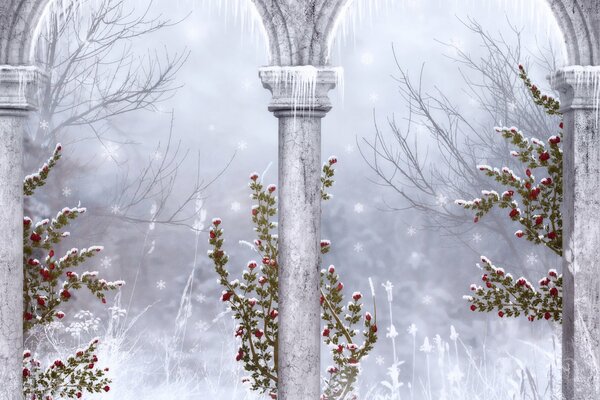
551,66 -> 600,112
0,65 -> 44,114
259,66 -> 342,118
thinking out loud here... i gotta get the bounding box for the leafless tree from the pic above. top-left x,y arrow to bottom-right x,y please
360,18 -> 562,270
25,0 -> 217,229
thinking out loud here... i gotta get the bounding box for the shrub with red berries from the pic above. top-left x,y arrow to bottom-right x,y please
456,67 -> 563,322
209,157 -> 377,399
22,339 -> 112,399
22,145 -> 122,398
465,256 -> 562,322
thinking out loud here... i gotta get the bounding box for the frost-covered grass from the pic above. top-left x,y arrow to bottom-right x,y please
357,281 -> 561,400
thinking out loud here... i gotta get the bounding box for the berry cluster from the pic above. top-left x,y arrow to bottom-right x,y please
22,146 -> 122,398
456,67 -> 563,322
465,256 -> 562,322
23,339 -> 111,399
209,157 -> 377,399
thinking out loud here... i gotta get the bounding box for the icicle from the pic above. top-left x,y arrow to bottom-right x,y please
552,66 -> 600,129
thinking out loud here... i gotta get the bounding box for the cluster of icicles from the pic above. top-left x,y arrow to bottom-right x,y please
261,65 -> 345,117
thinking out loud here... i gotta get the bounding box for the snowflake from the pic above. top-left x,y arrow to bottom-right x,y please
375,356 -> 385,366
360,52 -> 374,65
526,252 -> 538,265
422,295 -> 433,305
353,242 -> 364,253
102,143 -> 120,160
369,93 -> 379,103
62,186 -> 72,197
154,151 -> 163,160
507,102 -> 517,112
436,193 -> 448,206
231,202 -> 241,212
39,120 -> 49,130
472,233 -> 482,243
237,141 -> 248,151
354,203 -> 364,213
407,226 -> 417,236
208,124 -> 216,132
110,204 -> 121,215
194,320 -> 210,332
100,256 -> 112,270
344,144 -> 355,154
156,280 -> 166,290
195,293 -> 207,304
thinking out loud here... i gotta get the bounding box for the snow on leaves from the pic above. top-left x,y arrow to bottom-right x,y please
466,256 -> 562,323
208,158 -> 377,399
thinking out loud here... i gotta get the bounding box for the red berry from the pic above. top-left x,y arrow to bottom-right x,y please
209,230 -> 216,239
270,309 -> 278,319
528,315 -> 535,322
24,312 -> 33,321
547,231 -> 557,240
76,393 -> 82,398
550,287 -> 559,297
247,261 -> 257,270
371,325 -> 378,333
23,368 -> 30,378
322,328 -> 330,337
498,311 -> 504,318
365,312 -> 372,322
535,216 -> 544,225
37,297 -> 45,307
509,209 -> 520,219
539,152 -> 550,162
254,330 -> 264,339
515,230 -> 524,238
30,232 -> 42,242
336,282 -> 343,291
544,312 -> 551,320
486,282 -> 493,288
470,305 -> 477,311
60,290 -> 71,299
352,292 -> 362,301
104,386 -> 110,392
221,291 -> 233,302
559,122 -> 564,129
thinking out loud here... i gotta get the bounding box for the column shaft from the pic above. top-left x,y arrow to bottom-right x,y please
554,67 -> 600,400
0,111 -> 24,400
277,113 -> 322,399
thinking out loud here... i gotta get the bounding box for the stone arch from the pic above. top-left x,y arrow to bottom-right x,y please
2,0 -> 597,67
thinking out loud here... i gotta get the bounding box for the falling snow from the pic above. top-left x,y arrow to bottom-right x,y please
156,280 -> 166,290
353,242 -> 364,253
100,256 -> 112,270
407,226 -> 417,236
526,252 -> 539,265
344,144 -> 355,154
231,202 -> 241,212
39,120 -> 49,130
195,294 -> 207,304
237,141 -> 248,151
354,203 -> 364,213
375,356 -> 385,366
110,205 -> 121,215
62,186 -> 72,197
436,193 -> 449,206
472,233 -> 482,243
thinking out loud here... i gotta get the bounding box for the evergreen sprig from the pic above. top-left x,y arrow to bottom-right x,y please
464,256 -> 562,322
209,157 -> 377,399
456,67 -> 563,322
22,145 -> 123,399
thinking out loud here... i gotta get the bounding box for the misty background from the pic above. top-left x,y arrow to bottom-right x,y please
24,0 -> 567,398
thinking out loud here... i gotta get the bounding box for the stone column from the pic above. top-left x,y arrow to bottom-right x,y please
552,66 -> 600,400
0,65 -> 40,400
259,66 -> 339,400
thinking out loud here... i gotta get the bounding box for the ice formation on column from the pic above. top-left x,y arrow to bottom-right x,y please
260,65 -> 344,116
552,66 -> 600,127
0,66 -> 39,104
